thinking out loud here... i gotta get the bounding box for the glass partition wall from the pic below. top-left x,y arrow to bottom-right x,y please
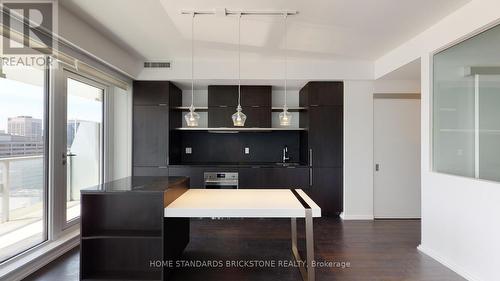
433,24 -> 500,182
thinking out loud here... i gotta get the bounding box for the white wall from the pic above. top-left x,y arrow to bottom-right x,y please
374,79 -> 421,93
342,81 -> 375,220
342,79 -> 420,220
58,5 -> 142,78
138,59 -> 373,81
110,87 -> 132,180
419,54 -> 500,281
375,1 -> 500,280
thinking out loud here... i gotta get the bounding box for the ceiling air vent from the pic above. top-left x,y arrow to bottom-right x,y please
144,61 -> 171,68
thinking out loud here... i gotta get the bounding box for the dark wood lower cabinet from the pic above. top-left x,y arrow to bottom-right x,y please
168,166 -> 309,189
239,167 -> 309,188
80,178 -> 190,281
310,167 -> 343,216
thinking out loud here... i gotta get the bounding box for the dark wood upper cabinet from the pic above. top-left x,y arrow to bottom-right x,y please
133,81 -> 168,105
241,107 -> 271,128
309,106 -> 343,167
208,85 -> 239,106
207,106 -> 235,127
133,81 -> 182,106
241,86 -> 272,106
208,85 -> 272,127
133,105 -> 168,167
208,85 -> 272,107
300,81 -> 343,107
133,81 -> 181,174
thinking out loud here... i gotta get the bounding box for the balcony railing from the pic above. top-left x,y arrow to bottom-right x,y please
0,155 -> 43,223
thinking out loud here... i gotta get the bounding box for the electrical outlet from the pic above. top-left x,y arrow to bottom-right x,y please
185,147 -> 192,154
245,147 -> 250,154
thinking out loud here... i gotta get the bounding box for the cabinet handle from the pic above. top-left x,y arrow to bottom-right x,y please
158,103 -> 167,106
158,166 -> 168,169
251,105 -> 260,108
310,104 -> 319,107
309,168 -> 313,186
309,148 -> 313,166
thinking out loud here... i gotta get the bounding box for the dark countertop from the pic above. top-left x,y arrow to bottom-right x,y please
81,176 -> 188,193
168,162 -> 309,168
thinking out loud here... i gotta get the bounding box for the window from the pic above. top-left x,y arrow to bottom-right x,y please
433,23 -> 500,182
0,64 -> 48,262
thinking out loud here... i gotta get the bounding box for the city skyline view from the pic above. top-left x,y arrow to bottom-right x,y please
0,75 -> 103,133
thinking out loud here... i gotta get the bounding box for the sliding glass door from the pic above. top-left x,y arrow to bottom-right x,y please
0,65 -> 48,262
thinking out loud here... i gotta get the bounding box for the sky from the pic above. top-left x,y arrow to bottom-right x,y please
0,76 -> 102,133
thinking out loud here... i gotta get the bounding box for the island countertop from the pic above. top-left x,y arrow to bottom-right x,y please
80,176 -> 189,193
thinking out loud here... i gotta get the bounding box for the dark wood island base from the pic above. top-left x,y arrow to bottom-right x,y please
80,177 -> 190,281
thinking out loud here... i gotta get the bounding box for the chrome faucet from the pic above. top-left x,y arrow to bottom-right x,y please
282,145 -> 290,163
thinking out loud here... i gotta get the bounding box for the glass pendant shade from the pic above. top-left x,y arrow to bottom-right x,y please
232,105 -> 247,127
184,105 -> 200,127
279,107 -> 292,126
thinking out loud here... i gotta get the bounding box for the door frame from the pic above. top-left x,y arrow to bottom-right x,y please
372,93 -> 421,219
50,63 -> 111,234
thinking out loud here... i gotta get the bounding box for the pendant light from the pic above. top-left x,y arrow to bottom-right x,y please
232,13 -> 247,127
279,14 -> 292,126
184,13 -> 200,127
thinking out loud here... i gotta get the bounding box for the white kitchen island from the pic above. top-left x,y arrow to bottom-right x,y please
165,189 -> 321,281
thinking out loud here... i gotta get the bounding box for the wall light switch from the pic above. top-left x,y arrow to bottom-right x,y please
245,147 -> 250,154
185,147 -> 192,154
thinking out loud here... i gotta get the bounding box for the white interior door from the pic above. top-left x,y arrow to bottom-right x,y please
374,95 -> 421,218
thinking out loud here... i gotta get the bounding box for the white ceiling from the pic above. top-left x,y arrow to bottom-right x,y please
60,0 -> 469,63
378,58 -> 421,80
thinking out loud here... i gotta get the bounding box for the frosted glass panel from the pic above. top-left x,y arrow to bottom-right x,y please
479,76 -> 500,181
433,23 -> 500,182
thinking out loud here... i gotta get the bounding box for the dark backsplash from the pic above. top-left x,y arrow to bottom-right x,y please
175,131 -> 303,164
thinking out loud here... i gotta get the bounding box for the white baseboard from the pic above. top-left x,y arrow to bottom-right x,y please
0,231 -> 80,281
417,244 -> 481,281
340,212 -> 374,220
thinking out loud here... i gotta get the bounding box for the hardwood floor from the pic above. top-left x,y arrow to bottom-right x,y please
24,218 -> 465,281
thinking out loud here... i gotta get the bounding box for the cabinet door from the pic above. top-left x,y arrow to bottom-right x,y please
308,82 -> 343,106
238,167 -> 262,188
271,167 -> 309,188
309,106 -> 343,167
243,107 -> 271,128
133,105 -> 168,167
239,167 -> 309,188
208,106 -> 235,127
208,85 -> 238,106
133,81 -> 170,105
168,167 -> 204,188
311,167 -> 342,216
241,86 -> 272,106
